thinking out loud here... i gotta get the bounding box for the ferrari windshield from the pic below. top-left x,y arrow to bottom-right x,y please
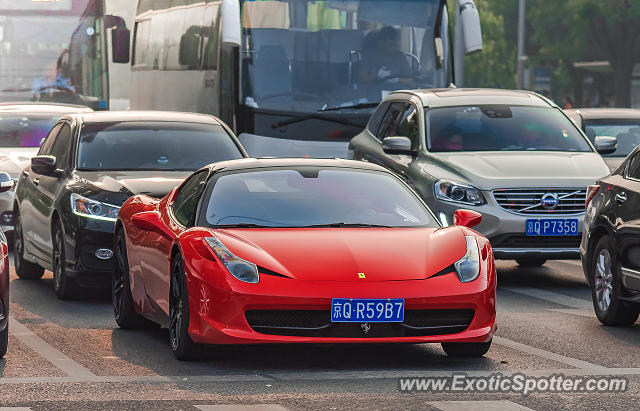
240,0 -> 448,113
583,121 -> 640,157
0,114 -> 59,147
77,121 -> 243,171
428,106 -> 593,153
201,168 -> 436,228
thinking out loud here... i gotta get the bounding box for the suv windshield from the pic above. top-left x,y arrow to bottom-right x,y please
0,114 -> 60,147
77,122 -> 243,171
583,121 -> 640,157
201,168 -> 436,228
428,106 -> 593,153
240,0 -> 448,113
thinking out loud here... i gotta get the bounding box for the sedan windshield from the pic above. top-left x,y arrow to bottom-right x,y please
0,114 -> 59,147
77,122 -> 243,171
583,121 -> 640,157
427,106 -> 593,153
201,168 -> 436,228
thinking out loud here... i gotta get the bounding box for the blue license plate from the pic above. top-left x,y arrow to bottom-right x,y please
526,219 -> 579,236
331,298 -> 404,322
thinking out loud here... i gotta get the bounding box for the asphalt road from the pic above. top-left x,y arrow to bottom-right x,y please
1,258 -> 639,410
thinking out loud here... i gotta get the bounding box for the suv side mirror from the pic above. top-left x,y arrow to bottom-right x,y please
31,155 -> 59,176
453,209 -> 482,228
111,27 -> 131,64
382,136 -> 414,155
595,136 -> 617,155
0,172 -> 13,193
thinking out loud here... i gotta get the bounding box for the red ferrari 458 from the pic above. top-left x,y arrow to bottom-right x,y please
113,159 -> 496,360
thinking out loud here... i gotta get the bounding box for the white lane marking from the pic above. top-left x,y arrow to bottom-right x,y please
196,406 -> 288,411
494,336 -> 605,371
503,287 -> 592,310
549,308 -> 594,318
429,401 -> 533,411
8,317 -> 96,379
0,408 -> 33,411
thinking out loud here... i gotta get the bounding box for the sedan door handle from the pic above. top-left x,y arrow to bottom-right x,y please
32,178 -> 40,186
616,192 -> 627,204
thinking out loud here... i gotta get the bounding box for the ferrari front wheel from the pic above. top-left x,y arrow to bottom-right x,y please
169,253 -> 201,360
441,339 -> 492,358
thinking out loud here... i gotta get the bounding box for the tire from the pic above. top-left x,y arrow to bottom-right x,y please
0,324 -> 7,359
52,224 -> 78,300
169,253 -> 202,361
590,236 -> 640,326
113,229 -> 153,329
516,258 -> 547,267
442,339 -> 492,358
13,212 -> 44,280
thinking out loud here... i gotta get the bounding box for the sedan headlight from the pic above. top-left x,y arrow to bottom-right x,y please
70,193 -> 120,222
204,236 -> 259,284
454,236 -> 480,283
434,180 -> 485,206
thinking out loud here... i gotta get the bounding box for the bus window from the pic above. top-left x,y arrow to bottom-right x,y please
134,20 -> 152,67
202,3 -> 221,71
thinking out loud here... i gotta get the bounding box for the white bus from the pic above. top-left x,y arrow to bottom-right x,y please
130,0 -> 482,157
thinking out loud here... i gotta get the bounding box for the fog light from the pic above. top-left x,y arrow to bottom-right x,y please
95,248 -> 113,260
0,211 -> 13,226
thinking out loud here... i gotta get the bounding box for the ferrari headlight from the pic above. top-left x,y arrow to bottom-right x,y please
204,236 -> 259,284
434,180 -> 485,206
454,236 -> 480,283
70,193 -> 120,222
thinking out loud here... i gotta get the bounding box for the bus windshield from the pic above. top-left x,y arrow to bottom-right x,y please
0,0 -> 105,108
240,0 -> 448,113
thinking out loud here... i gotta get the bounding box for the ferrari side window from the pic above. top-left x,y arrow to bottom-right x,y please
172,170 -> 209,226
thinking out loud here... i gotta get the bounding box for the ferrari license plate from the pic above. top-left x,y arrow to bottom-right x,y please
331,298 -> 404,322
526,219 -> 579,236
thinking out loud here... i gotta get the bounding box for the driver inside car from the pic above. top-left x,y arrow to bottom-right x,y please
359,27 -> 413,85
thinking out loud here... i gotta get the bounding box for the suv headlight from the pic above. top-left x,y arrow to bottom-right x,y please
434,180 -> 485,206
205,236 -> 259,284
454,236 -> 481,283
70,193 -> 120,222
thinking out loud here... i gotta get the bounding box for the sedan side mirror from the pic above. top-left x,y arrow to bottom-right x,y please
453,209 -> 482,228
31,155 -> 58,176
131,211 -> 173,239
595,136 -> 617,155
0,172 -> 13,193
382,136 -> 414,155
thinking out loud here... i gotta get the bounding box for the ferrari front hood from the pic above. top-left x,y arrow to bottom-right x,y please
212,227 -> 467,282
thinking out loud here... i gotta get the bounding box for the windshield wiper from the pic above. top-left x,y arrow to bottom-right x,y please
271,112 -> 369,129
318,102 -> 380,112
302,223 -> 393,228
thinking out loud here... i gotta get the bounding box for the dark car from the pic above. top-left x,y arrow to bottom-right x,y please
566,108 -> 640,171
13,111 -> 247,300
0,172 -> 14,358
582,145 -> 640,326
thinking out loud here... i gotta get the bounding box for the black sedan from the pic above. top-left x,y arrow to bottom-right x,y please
0,172 -> 14,358
582,145 -> 640,325
13,111 -> 247,300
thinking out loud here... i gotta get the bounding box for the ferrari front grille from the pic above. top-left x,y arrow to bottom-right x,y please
245,309 -> 474,338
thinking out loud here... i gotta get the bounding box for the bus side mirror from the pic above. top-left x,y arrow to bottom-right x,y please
222,0 -> 241,47
458,0 -> 482,55
112,28 -> 131,64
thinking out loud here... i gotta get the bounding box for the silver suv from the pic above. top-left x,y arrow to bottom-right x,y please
349,88 -> 612,266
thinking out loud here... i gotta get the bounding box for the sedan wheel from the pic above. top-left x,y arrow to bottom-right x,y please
590,236 -> 640,326
169,253 -> 201,360
52,225 -> 77,300
13,213 -> 44,280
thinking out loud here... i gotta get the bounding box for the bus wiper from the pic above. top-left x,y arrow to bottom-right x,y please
271,112 -> 367,129
318,102 -> 380,112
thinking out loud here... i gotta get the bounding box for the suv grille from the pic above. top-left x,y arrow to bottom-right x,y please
493,188 -> 586,215
245,309 -> 474,338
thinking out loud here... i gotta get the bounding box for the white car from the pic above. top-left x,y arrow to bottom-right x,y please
0,103 -> 92,236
